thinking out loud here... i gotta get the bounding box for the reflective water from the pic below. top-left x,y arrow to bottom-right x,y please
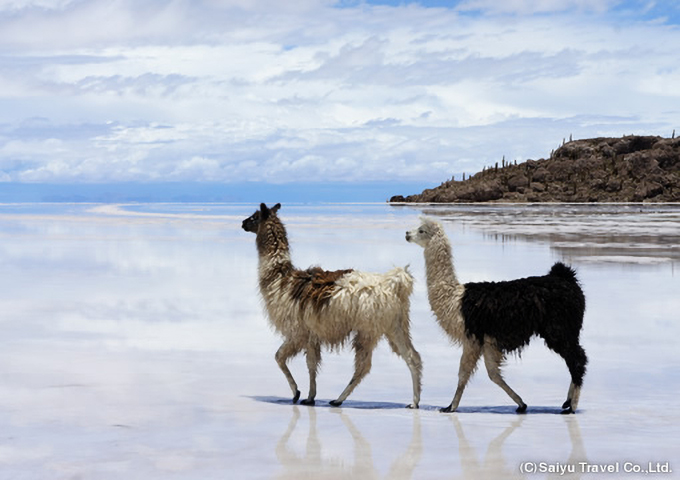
0,203 -> 678,478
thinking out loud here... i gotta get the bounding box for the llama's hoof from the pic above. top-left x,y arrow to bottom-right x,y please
439,405 -> 455,413
561,406 -> 575,415
516,404 -> 528,414
329,400 -> 343,407
292,390 -> 300,403
406,403 -> 419,409
562,399 -> 572,410
300,399 -> 315,406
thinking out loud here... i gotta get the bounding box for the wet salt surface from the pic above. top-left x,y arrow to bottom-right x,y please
417,203 -> 680,265
0,203 -> 678,479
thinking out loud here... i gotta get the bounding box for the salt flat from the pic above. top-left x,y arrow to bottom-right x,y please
0,203 -> 678,479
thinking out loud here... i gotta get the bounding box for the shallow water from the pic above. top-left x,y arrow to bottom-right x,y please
0,203 -> 678,478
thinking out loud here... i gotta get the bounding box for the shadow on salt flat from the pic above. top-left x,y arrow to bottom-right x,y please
248,395 -> 412,410
455,405 -> 575,415
248,396 -> 570,414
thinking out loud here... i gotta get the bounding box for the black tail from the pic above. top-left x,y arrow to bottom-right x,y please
548,262 -> 579,283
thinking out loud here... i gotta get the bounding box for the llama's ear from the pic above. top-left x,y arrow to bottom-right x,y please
419,216 -> 438,229
260,203 -> 270,219
271,203 -> 281,214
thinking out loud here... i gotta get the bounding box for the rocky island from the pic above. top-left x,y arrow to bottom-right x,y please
390,135 -> 680,203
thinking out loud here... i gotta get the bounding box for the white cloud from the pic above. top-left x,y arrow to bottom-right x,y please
455,0 -> 619,15
0,0 -> 76,11
0,0 -> 678,187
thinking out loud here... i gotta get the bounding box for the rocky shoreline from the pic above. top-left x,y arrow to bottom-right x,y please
390,135 -> 680,203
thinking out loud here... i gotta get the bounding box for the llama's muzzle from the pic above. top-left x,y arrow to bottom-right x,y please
242,219 -> 256,232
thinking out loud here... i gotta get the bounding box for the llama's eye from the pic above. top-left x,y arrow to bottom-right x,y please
419,229 -> 424,234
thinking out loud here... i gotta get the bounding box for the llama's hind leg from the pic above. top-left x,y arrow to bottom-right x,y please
275,339 -> 303,403
300,340 -> 321,406
482,343 -> 527,413
545,336 -> 588,413
560,343 -> 588,414
441,341 -> 482,413
386,324 -> 423,409
563,383 -> 576,412
330,334 -> 378,407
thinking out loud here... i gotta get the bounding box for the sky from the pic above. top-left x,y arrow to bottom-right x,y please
1,0 -> 679,200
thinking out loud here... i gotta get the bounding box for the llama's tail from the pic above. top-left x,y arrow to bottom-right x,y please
548,262 -> 579,283
386,266 -> 414,332
386,265 -> 414,301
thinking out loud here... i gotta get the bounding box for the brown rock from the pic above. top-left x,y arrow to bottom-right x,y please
507,174 -> 529,192
532,167 -> 550,183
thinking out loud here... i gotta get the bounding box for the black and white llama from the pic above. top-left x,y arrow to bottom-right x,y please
406,217 -> 587,414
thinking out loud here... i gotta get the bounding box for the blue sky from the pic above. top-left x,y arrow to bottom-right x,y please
1,0 -> 679,201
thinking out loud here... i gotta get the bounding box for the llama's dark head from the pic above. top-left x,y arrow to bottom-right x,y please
242,203 -> 281,233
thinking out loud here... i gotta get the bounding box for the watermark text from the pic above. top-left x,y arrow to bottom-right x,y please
519,461 -> 672,476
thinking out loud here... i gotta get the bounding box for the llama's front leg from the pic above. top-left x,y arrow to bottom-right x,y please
441,342 -> 482,413
300,340 -> 321,406
330,334 -> 378,407
275,339 -> 303,403
482,343 -> 527,413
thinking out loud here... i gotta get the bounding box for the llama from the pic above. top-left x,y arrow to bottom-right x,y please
242,203 -> 422,408
406,218 -> 587,414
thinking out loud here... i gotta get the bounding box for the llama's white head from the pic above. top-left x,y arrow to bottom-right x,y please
242,202 -> 281,233
405,217 -> 443,247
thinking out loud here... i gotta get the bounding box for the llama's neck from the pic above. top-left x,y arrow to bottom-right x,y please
423,233 -> 465,337
256,218 -> 294,291
424,233 -> 460,289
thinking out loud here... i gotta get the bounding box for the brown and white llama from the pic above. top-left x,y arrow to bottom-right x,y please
242,203 -> 422,408
406,217 -> 587,414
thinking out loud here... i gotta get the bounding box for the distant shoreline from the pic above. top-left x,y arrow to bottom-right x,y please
390,135 -> 680,204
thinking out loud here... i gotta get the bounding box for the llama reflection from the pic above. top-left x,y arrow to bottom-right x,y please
450,415 -> 527,479
275,408 -> 585,479
549,417 -> 587,480
275,407 -> 422,479
450,415 -> 586,480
